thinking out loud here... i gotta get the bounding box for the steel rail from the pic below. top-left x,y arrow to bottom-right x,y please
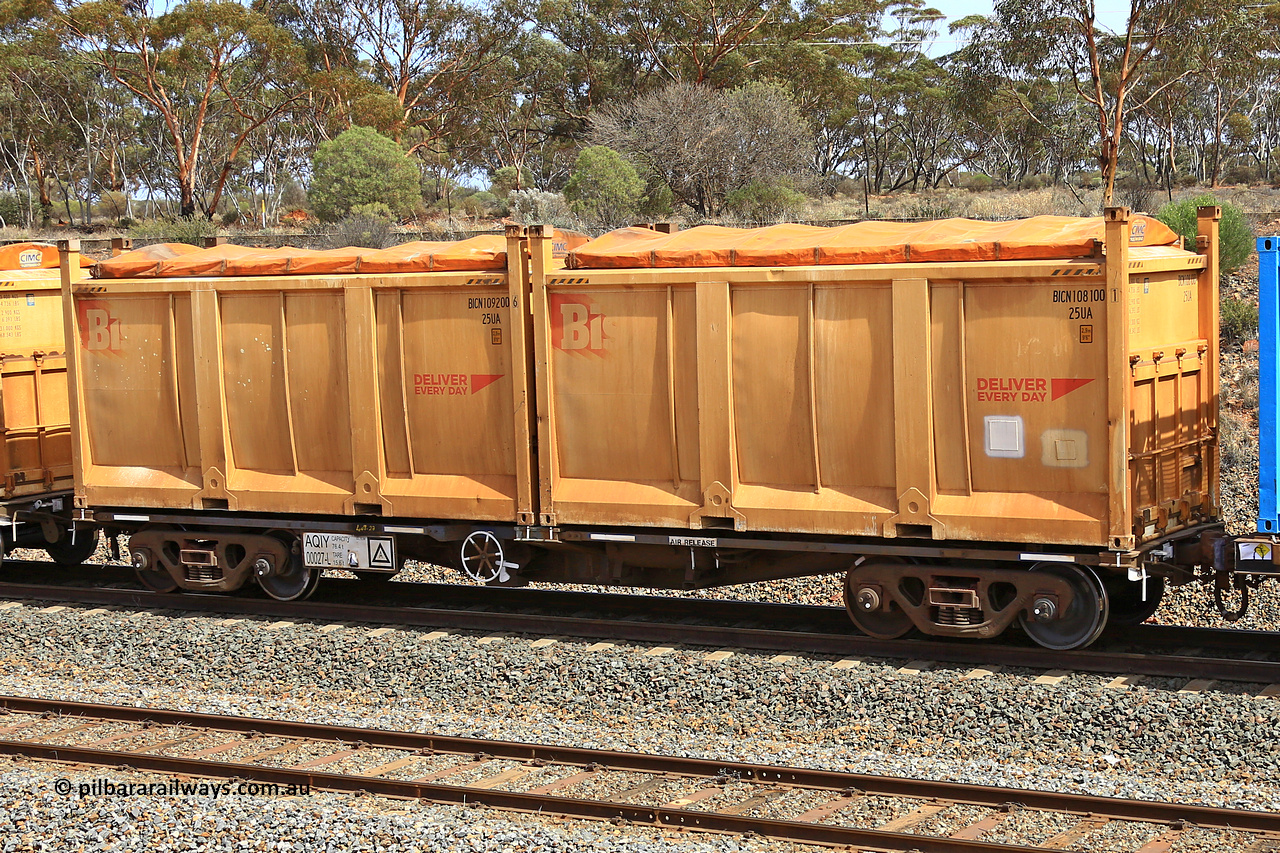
2,696 -> 1278,849
2,577 -> 1280,684
9,559 -> 1280,654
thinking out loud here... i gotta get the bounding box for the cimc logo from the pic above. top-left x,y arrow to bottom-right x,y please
78,302 -> 122,352
549,294 -> 611,355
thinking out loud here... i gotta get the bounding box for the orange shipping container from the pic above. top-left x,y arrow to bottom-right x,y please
0,244 -> 91,498
61,232 -> 539,521
532,212 -> 1217,550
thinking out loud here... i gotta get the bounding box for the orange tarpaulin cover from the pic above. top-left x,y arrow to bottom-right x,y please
94,243 -> 203,278
92,236 -> 509,278
0,242 -> 93,271
566,216 -> 1185,269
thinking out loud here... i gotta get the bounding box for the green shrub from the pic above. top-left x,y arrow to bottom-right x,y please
94,191 -> 130,221
1223,164 -> 1260,185
638,180 -> 674,219
1221,297 -> 1259,344
724,180 -> 807,225
564,146 -> 645,230
309,126 -> 421,222
1155,194 -> 1254,277
489,166 -> 534,196
0,193 -> 28,228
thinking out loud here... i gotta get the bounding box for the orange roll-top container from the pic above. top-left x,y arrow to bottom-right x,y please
61,231 -> 554,521
0,243 -> 91,498
533,211 -> 1219,550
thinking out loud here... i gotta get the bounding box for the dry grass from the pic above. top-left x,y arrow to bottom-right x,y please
802,184 -> 1280,226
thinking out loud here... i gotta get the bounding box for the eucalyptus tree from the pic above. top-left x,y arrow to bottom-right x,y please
954,0 -> 1231,206
63,0 -> 309,217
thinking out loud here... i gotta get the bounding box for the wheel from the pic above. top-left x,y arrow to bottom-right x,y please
1018,564 -> 1109,650
843,565 -> 915,639
1102,574 -> 1164,626
132,548 -> 178,593
255,550 -> 321,601
460,531 -> 509,583
46,528 -> 101,568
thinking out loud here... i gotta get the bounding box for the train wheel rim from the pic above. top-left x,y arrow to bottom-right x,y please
1018,563 -> 1109,650
844,567 -> 915,639
134,561 -> 178,593
257,557 -> 320,601
1103,575 -> 1165,626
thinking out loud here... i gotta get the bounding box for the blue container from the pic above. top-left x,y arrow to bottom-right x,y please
1259,236 -> 1279,532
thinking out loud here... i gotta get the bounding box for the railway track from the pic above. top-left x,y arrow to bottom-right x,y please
4,560 -> 1280,686
1,694 -> 1276,851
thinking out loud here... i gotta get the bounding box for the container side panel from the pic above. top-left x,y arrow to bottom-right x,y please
1180,370 -> 1205,499
550,288 -> 674,482
672,288 -> 701,483
0,287 -> 64,354
401,288 -> 514,477
930,284 -> 969,494
173,295 -> 200,468
964,281 -> 1108,495
1128,270 -> 1202,350
1130,377 -> 1156,510
374,291 -> 412,477
731,287 -> 814,487
3,365 -> 39,478
36,359 -> 72,484
813,283 -> 894,488
220,293 -> 295,473
283,292 -> 353,481
78,296 -> 186,468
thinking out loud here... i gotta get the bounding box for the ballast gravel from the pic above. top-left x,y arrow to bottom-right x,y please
0,602 -> 1278,840
0,757 -> 814,853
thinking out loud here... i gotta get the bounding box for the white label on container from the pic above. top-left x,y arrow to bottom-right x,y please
984,416 -> 1024,458
18,249 -> 41,268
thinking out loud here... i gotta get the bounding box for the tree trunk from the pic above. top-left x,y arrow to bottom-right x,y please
30,150 -> 53,227
180,175 -> 197,219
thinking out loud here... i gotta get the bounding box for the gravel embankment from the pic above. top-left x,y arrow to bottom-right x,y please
1,598 -> 1277,850
0,757 -> 809,853
1,605 -> 1277,802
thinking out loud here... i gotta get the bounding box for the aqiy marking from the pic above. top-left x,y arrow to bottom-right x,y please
670,535 -> 717,548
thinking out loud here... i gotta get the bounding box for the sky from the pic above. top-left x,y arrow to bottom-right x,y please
917,1 -> 1131,55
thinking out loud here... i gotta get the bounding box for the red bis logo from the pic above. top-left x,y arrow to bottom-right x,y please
78,302 -> 122,352
550,294 -> 612,355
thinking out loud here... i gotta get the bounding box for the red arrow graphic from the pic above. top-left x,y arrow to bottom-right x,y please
1051,377 -> 1095,401
470,374 -> 504,394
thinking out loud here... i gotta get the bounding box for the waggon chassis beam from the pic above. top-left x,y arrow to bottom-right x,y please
88,508 -> 1202,570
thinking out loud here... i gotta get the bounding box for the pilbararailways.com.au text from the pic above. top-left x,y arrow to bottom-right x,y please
54,778 -> 311,798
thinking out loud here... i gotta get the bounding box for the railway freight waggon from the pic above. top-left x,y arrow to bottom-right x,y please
55,208 -> 1271,650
